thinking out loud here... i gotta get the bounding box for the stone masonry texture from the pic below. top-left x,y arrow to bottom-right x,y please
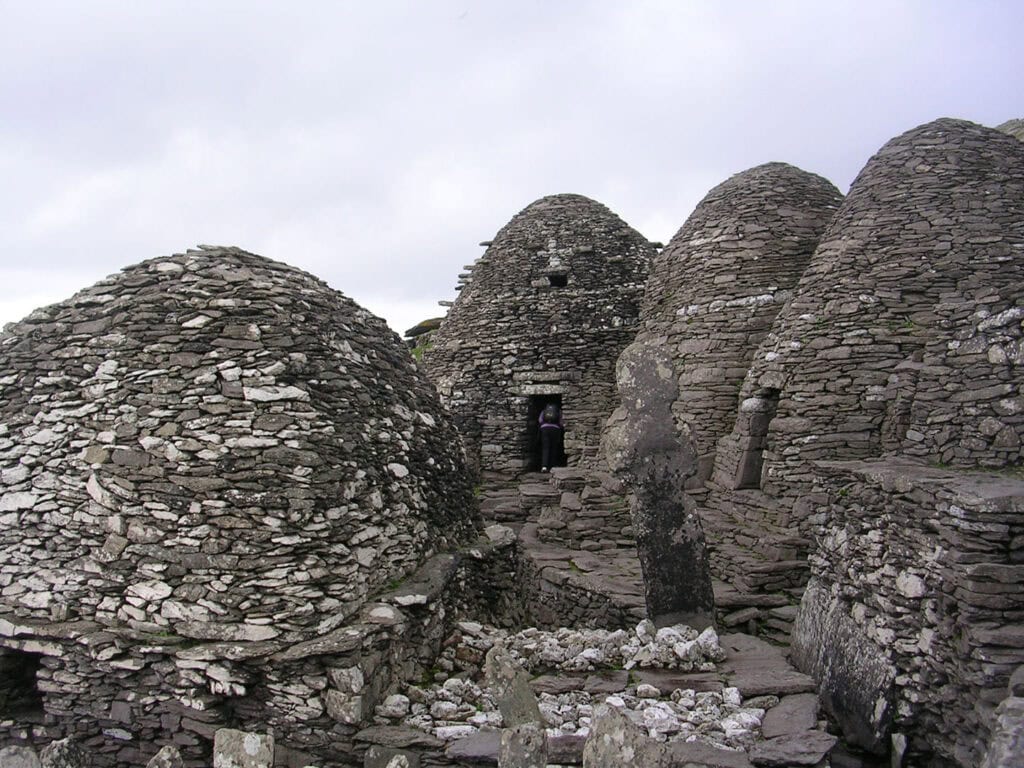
2,116 -> 1024,768
0,246 -> 479,766
792,460 -> 1024,766
422,194 -> 653,479
703,118 -> 1024,592
640,162 -> 842,484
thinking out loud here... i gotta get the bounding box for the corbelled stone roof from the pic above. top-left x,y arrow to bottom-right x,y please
423,193 -> 654,475
643,162 -> 841,323
640,162 -> 842,464
996,118 -> 1024,142
707,118 -> 1024,573
0,246 -> 478,642
738,118 -> 1024,473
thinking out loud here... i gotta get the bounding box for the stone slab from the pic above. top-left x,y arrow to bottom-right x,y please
749,730 -> 838,767
633,669 -> 723,694
212,729 -> 273,768
668,740 -> 754,767
445,730 -> 500,764
761,693 -> 820,738
530,674 -> 585,695
355,726 -> 444,750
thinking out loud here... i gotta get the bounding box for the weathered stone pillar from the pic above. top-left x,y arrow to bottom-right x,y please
484,644 -> 544,726
603,338 -> 715,628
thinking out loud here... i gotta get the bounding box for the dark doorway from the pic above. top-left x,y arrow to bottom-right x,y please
0,649 -> 45,721
547,274 -> 568,288
526,394 -> 564,471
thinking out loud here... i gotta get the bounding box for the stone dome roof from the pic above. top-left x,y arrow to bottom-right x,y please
423,194 -> 653,475
996,118 -> 1024,142
727,117 -> 1024,483
636,162 -> 841,469
454,193 -> 652,296
642,162 -> 842,323
0,246 -> 478,642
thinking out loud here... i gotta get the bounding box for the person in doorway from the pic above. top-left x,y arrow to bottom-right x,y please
539,402 -> 564,472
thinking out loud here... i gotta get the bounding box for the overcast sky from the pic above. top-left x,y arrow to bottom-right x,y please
1,1 -> 1020,337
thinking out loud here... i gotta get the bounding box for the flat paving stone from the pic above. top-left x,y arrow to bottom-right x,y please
445,729 -> 499,764
668,739 -> 755,767
749,730 -> 838,767
632,669 -> 723,694
761,693 -> 820,738
719,633 -> 816,697
583,670 -> 630,694
530,674 -> 585,695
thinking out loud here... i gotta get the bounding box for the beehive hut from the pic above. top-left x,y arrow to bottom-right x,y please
422,194 -> 654,479
997,117 -> 1024,142
698,120 -> 1024,764
0,246 -> 479,765
640,162 -> 842,485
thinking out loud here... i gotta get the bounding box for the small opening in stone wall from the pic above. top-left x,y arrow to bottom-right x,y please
526,394 -> 565,471
734,387 -> 781,490
547,274 -> 568,288
0,648 -> 46,722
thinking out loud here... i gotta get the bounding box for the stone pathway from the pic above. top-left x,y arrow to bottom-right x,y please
430,470 -> 846,766
357,621 -> 833,767
499,471 -> 803,645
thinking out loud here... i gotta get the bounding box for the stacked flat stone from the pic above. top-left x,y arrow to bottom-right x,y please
0,246 -> 478,765
0,245 -> 477,635
706,118 -> 1024,587
423,194 -> 653,479
640,163 -> 842,482
791,460 -> 1024,766
996,118 -> 1024,142
534,469 -> 633,552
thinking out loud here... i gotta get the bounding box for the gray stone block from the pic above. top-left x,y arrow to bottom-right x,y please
213,729 -> 274,768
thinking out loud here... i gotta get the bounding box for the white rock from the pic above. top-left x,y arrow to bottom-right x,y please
896,572 -> 927,599
655,626 -> 686,644
635,684 -> 661,699
635,619 -> 657,643
242,385 -> 309,402
367,604 -> 402,623
433,725 -> 476,741
1,465 -> 29,484
86,475 -> 117,509
642,701 -> 682,736
695,626 -> 723,659
126,580 -> 173,602
393,593 -> 428,607
0,492 -> 37,511
377,694 -> 411,718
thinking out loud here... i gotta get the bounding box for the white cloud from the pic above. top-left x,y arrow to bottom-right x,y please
0,1 -> 1021,338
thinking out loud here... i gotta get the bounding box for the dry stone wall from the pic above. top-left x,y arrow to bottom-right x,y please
704,118 -> 1024,587
997,118 -> 1024,143
640,163 -> 842,483
0,245 -> 477,636
791,460 -> 1024,767
0,246 -> 480,765
423,194 -> 653,479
